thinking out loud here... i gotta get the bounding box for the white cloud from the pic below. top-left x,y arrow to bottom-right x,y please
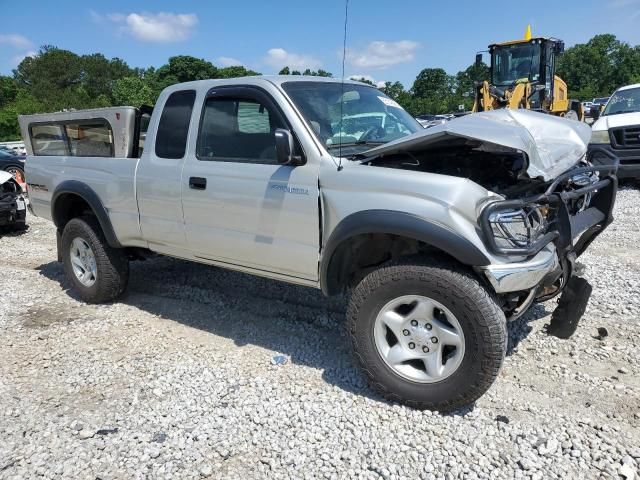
348,74 -> 386,88
94,11 -> 198,43
11,50 -> 37,66
263,48 -> 322,71
217,56 -> 244,67
345,40 -> 419,70
0,34 -> 34,50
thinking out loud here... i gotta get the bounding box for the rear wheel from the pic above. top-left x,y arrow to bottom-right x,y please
61,216 -> 129,303
347,260 -> 507,412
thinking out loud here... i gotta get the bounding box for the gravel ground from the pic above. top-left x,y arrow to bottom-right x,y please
1,187 -> 639,480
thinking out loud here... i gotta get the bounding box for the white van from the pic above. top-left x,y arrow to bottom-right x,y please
589,83 -> 640,179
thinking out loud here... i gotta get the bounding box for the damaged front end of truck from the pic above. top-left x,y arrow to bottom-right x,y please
0,171 -> 27,232
359,109 -> 618,338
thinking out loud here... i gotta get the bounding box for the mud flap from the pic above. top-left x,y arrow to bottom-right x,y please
545,276 -> 592,339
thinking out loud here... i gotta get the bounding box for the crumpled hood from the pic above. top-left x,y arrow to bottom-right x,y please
361,109 -> 592,181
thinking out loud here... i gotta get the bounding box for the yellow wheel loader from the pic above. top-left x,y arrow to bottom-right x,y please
473,26 -> 583,121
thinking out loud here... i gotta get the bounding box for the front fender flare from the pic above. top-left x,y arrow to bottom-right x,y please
320,209 -> 490,295
51,180 -> 122,248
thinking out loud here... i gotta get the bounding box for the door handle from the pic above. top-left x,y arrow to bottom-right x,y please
189,177 -> 207,190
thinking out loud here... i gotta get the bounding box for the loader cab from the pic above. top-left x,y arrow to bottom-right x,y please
486,37 -> 564,109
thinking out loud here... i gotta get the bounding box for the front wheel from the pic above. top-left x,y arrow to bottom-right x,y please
347,260 -> 507,412
61,216 -> 129,303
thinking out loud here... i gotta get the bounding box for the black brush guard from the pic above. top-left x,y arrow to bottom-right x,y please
480,150 -> 619,260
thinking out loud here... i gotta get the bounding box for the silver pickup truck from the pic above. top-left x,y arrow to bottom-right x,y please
19,76 -> 618,411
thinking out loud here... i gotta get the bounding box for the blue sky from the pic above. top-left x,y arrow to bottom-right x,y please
1,0 -> 639,87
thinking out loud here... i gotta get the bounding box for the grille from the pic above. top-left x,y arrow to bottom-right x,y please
611,125 -> 640,148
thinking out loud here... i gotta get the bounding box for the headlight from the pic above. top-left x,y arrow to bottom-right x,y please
590,130 -> 610,145
488,205 -> 548,249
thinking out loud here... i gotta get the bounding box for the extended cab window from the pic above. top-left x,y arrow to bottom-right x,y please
155,90 -> 196,159
65,121 -> 113,157
30,124 -> 67,156
29,120 -> 115,157
197,97 -> 284,163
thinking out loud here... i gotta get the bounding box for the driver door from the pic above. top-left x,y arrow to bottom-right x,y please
180,86 -> 320,281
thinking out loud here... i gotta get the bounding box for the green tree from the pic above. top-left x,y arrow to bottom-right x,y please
217,66 -> 260,78
455,62 -> 489,98
351,76 -> 376,86
411,68 -> 453,100
409,68 -> 455,114
112,77 -> 156,107
280,67 -> 332,77
556,34 -> 640,99
0,76 -> 18,108
154,56 -> 218,84
0,90 -> 45,141
81,54 -> 133,101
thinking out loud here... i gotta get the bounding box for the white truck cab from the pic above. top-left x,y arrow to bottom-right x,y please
589,83 -> 640,179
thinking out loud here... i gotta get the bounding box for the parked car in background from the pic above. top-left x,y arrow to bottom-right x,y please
589,84 -> 640,179
0,143 -> 27,156
0,149 -> 26,184
582,101 -> 594,117
415,114 -> 452,129
0,171 -> 27,231
589,97 -> 610,117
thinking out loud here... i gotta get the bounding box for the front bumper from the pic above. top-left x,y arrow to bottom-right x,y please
479,245 -> 559,293
0,198 -> 27,226
478,162 -> 618,294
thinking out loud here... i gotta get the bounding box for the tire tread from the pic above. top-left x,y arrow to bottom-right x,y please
346,257 -> 506,412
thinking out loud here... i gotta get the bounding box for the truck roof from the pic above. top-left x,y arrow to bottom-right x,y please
617,83 -> 640,92
160,75 -> 371,93
19,106 -> 137,123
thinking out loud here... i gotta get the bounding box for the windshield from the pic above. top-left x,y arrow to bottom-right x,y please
602,88 -> 640,116
281,82 -> 420,154
491,43 -> 541,86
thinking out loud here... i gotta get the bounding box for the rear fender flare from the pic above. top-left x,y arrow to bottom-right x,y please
51,180 -> 121,248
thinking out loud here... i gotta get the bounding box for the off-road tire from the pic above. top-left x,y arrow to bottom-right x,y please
347,259 -> 507,412
61,216 -> 129,303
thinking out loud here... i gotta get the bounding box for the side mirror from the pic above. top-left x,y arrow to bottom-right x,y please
274,128 -> 303,165
555,41 -> 565,54
475,53 -> 483,67
591,106 -> 601,120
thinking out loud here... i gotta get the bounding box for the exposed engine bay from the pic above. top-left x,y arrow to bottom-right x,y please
0,171 -> 27,231
362,135 -> 603,202
362,136 -> 550,197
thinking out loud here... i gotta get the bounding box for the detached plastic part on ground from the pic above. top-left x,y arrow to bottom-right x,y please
0,170 -> 28,232
545,276 -> 593,339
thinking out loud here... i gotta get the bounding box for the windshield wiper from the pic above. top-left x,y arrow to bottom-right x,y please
326,140 -> 385,150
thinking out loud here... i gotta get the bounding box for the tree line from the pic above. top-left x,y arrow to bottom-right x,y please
1,34 -> 639,141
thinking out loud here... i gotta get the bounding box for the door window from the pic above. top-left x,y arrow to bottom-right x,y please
155,90 -> 196,159
197,97 -> 284,164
